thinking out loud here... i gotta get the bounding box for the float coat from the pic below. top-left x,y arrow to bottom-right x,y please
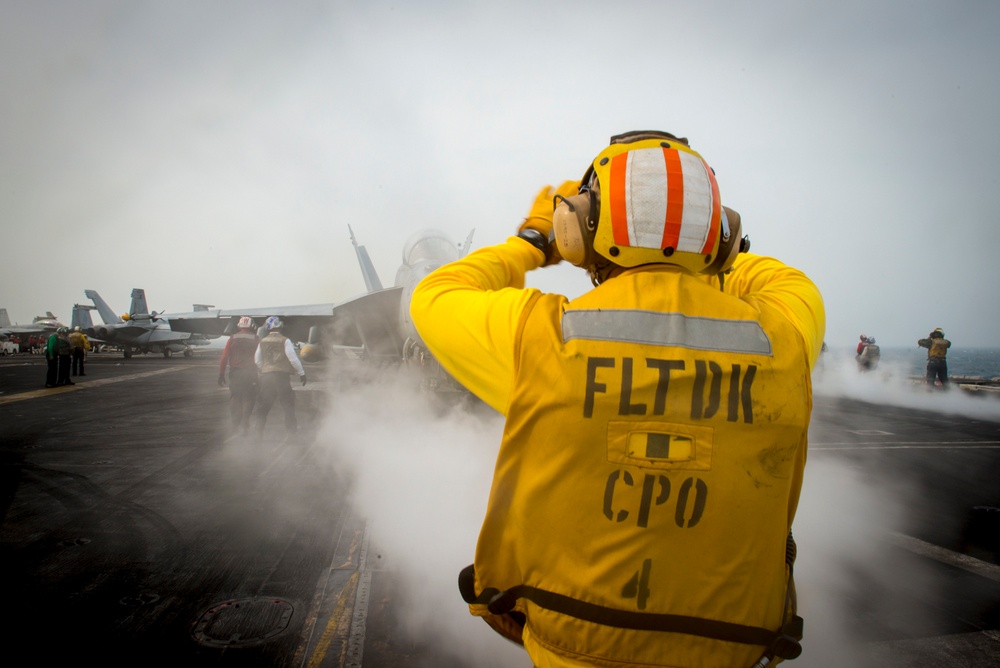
927,339 -> 950,359
475,266 -> 812,666
220,331 -> 260,372
258,333 -> 295,375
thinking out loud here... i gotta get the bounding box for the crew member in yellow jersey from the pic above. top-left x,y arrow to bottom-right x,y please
411,131 -> 824,667
917,327 -> 951,388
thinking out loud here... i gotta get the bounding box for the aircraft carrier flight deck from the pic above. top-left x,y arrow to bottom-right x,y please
1,351 -> 997,667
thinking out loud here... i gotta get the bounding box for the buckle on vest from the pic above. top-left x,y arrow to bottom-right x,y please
770,616 -> 803,660
769,633 -> 802,660
487,590 -> 517,615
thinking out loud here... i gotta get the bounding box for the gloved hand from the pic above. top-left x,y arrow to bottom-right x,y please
218,375 -> 226,387
518,180 -> 580,239
300,374 -> 307,386
518,180 -> 579,266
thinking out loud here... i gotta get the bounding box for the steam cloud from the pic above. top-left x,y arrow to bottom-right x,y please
798,349 -> 1000,665
813,349 -> 1000,420
315,365 -> 530,667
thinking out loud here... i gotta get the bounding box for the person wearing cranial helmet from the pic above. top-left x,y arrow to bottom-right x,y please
410,130 -> 826,667
44,327 -> 64,388
69,325 -> 92,377
918,327 -> 951,388
856,335 -> 880,372
53,326 -> 74,387
218,316 -> 261,435
253,316 -> 307,439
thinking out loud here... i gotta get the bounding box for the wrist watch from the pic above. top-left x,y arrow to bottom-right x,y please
517,228 -> 551,262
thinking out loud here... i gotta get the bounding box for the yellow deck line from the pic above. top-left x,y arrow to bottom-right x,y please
0,366 -> 191,405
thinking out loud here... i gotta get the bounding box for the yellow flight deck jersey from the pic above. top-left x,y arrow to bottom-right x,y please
410,238 -> 825,668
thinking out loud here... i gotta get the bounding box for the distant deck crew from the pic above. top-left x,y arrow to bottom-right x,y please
856,335 -> 880,372
918,327 -> 951,388
52,327 -> 73,387
219,316 -> 260,434
44,331 -> 59,387
254,316 -> 306,437
69,326 -> 91,376
410,130 -> 826,667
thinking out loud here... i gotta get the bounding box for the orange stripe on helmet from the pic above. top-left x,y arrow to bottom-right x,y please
609,153 -> 630,247
698,157 -> 721,255
661,148 -> 684,249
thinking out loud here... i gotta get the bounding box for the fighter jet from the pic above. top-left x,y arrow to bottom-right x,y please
73,288 -> 217,358
0,309 -> 66,337
166,227 -> 474,389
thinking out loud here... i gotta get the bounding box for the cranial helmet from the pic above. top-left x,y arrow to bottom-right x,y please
552,130 -> 749,284
237,316 -> 254,329
265,316 -> 283,331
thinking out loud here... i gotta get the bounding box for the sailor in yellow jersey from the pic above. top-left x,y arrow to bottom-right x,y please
410,131 -> 825,667
918,327 -> 952,388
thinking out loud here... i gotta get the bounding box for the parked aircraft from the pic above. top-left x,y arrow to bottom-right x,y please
0,309 -> 66,338
72,288 -> 217,358
167,227 -> 474,389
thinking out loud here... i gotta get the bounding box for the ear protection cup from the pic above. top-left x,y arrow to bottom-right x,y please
553,192 -> 598,267
703,206 -> 743,275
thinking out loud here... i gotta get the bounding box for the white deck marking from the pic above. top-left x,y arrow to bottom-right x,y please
889,532 -> 1000,584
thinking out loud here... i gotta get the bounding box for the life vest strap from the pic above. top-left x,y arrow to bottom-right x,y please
458,564 -> 803,661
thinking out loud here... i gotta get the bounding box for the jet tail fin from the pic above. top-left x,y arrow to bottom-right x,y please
0,308 -> 10,328
85,290 -> 122,324
349,225 -> 384,293
71,305 -> 96,330
459,229 -> 475,258
130,289 -> 149,316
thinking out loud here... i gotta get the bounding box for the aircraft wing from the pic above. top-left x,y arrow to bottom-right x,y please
1,324 -> 54,337
167,287 -> 405,359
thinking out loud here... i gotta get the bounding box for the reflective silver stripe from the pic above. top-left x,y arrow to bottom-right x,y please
561,310 -> 772,355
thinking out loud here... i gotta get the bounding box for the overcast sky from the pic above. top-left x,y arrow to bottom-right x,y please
2,1 -> 998,349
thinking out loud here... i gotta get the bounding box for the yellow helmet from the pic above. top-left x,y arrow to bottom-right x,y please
553,131 -> 747,281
